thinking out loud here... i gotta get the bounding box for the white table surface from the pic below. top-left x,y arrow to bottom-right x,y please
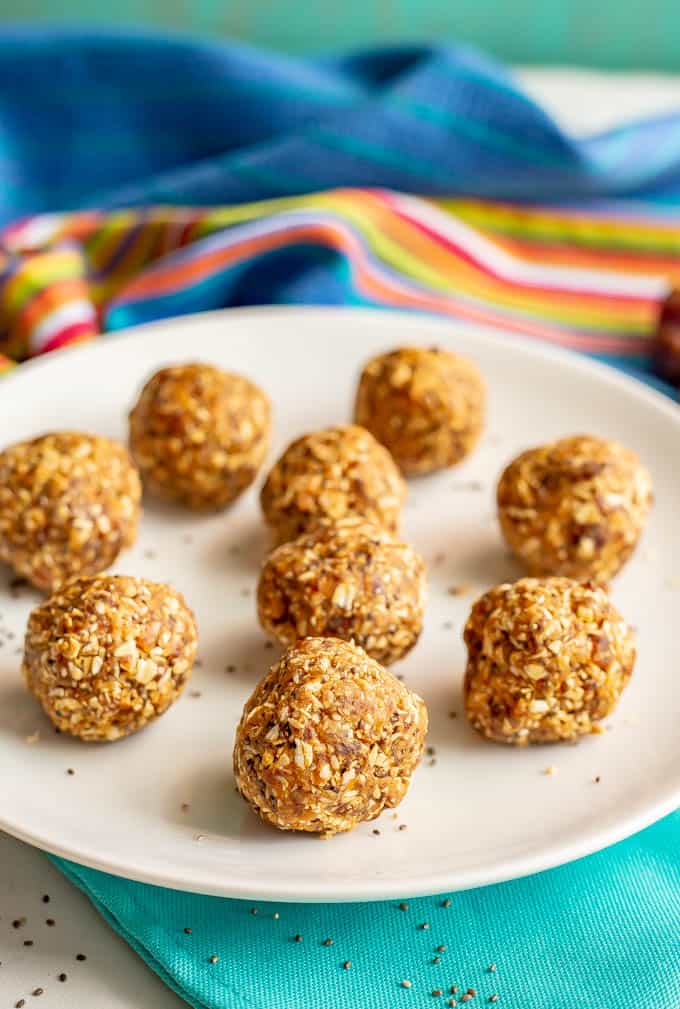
3,66 -> 680,1009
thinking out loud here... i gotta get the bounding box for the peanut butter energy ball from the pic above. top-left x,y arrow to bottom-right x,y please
257,518 -> 426,665
129,362 -> 271,510
354,346 -> 485,475
23,574 -> 197,741
463,577 -> 635,745
0,432 -> 141,593
497,435 -> 653,583
233,637 -> 428,834
260,424 -> 406,544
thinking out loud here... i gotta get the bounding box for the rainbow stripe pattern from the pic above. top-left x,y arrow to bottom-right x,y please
1,189 -> 678,386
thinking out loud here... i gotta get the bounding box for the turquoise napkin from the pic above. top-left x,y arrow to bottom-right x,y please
54,813 -> 679,1009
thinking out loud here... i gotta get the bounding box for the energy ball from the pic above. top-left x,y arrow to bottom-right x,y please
129,362 -> 271,510
260,424 -> 406,544
354,346 -> 485,475
463,577 -> 635,745
497,435 -> 653,583
23,574 -> 197,741
0,432 -> 141,593
233,637 -> 428,834
257,518 -> 426,665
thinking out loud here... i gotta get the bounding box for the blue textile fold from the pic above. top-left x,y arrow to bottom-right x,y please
2,25 -> 680,225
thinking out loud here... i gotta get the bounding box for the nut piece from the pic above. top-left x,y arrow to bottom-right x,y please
0,432 -> 141,592
257,518 -> 426,665
233,637 -> 428,834
129,362 -> 271,510
463,577 -> 635,744
260,424 -> 406,544
354,346 -> 485,475
23,574 -> 197,741
497,435 -> 653,583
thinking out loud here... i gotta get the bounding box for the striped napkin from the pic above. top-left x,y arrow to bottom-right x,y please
0,191 -> 678,392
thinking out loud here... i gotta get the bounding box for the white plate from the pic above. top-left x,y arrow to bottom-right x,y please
0,306 -> 678,902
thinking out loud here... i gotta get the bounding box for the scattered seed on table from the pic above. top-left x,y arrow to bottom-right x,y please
436,944 -> 446,953
420,922 -> 430,930
209,955 -> 219,964
433,956 -> 442,964
428,758 -> 437,767
442,899 -> 452,908
542,765 -> 558,776
401,979 -> 412,988
449,1000 -> 457,1007
66,768 -> 75,776
58,974 -> 67,983
426,746 -> 436,756
12,918 -> 25,928
432,989 -> 443,997
467,989 -> 477,996
448,711 -> 457,719
225,664 -> 237,674
45,919 -> 54,927
264,640 -> 274,650
250,908 -> 258,915
593,776 -> 601,784
398,824 -> 408,832
189,690 -> 202,698
294,934 -> 303,943
273,912 -> 280,920
372,829 -> 381,836
41,895 -> 50,904
487,964 -> 496,973
343,961 -> 352,969
31,990 -> 43,998
399,902 -> 409,911
460,996 -> 472,1003
76,953 -> 86,961
450,986 -> 459,994
183,927 -> 192,935
489,997 -> 499,1003
15,1000 -> 25,1008
323,938 -> 334,946
23,940 -> 34,947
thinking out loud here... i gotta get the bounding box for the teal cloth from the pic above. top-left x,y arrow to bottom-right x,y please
54,814 -> 680,1009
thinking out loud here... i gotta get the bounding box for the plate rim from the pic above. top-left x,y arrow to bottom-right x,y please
1,304 -> 678,902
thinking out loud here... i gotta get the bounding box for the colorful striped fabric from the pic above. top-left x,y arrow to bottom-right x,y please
0,188 -> 677,386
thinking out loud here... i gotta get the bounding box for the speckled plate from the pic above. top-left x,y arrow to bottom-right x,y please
0,306 -> 678,902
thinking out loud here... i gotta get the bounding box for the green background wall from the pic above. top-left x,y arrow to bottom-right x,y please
1,2 -> 679,70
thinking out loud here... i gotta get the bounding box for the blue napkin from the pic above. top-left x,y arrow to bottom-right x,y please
54,813 -> 679,1009
0,26 -> 677,1009
2,24 -> 680,226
